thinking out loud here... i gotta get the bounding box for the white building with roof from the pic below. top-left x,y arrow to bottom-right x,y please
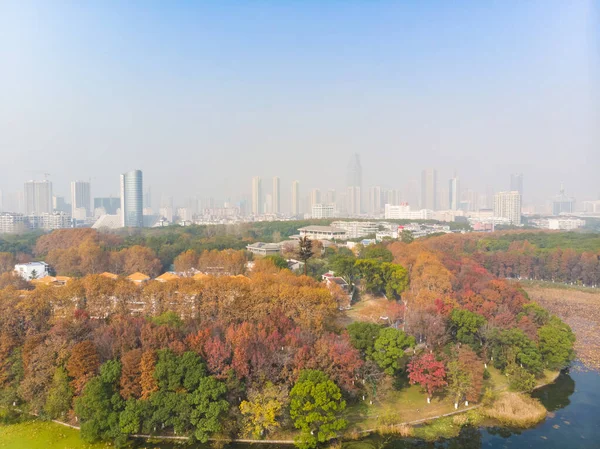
15,261 -> 50,280
298,225 -> 347,240
246,242 -> 282,256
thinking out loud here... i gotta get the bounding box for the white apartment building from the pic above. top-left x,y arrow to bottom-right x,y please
298,225 -> 347,240
547,218 -> 586,230
494,191 -> 522,225
312,203 -> 336,219
330,221 -> 379,239
0,213 -> 28,234
384,204 -> 433,220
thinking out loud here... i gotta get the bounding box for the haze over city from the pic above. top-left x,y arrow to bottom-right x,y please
1,1 -> 598,209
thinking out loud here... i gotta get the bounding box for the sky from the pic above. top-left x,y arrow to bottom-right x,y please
0,0 -> 598,209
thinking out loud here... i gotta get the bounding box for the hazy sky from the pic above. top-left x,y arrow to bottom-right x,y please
1,1 -> 598,207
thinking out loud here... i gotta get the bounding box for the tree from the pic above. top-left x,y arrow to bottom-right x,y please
139,350 -> 158,399
490,328 -> 543,375
347,322 -> 382,358
75,360 -> 125,443
354,259 -> 384,294
264,255 -> 289,270
239,382 -> 288,439
289,370 -> 347,449
360,245 -> 393,263
537,316 -> 575,370
371,327 -> 415,375
173,250 -> 198,274
297,237 -> 314,276
407,353 -> 447,403
447,360 -> 471,409
67,340 -> 100,395
506,363 -> 536,393
449,309 -> 487,347
44,366 -> 73,419
120,348 -> 142,400
400,230 -> 414,244
381,263 -> 409,299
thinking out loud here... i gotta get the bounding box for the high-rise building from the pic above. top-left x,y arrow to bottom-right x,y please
326,189 -> 336,205
347,154 -> 362,213
53,196 -> 71,214
368,186 -> 382,215
510,173 -> 524,196
347,186 -> 361,215
272,177 -> 280,214
94,197 -> 120,215
494,191 -> 522,225
120,170 -> 143,227
24,180 -> 53,214
251,176 -> 262,215
421,169 -> 437,210
449,177 -> 460,211
70,181 -> 91,218
291,180 -> 300,216
310,189 -> 321,209
311,204 -> 336,219
551,184 -> 576,215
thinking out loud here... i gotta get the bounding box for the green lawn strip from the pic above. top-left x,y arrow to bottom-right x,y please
0,420 -> 112,449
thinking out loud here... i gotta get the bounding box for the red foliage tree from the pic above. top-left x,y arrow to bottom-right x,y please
66,340 -> 100,395
408,353 -> 447,402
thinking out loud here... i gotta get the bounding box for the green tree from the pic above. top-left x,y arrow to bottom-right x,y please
44,367 -> 73,419
329,255 -> 358,286
400,230 -> 414,244
75,360 -> 125,443
381,263 -> 409,299
447,360 -> 472,408
119,399 -> 152,435
149,350 -> 228,443
360,245 -> 393,262
354,259 -> 384,294
372,327 -> 416,375
264,255 -> 289,270
297,237 -> 314,276
449,309 -> 487,347
506,363 -> 536,393
346,322 -> 382,358
490,329 -> 543,376
289,370 -> 347,449
537,316 -> 575,370
239,382 -> 288,439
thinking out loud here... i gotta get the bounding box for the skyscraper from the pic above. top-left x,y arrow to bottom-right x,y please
494,191 -> 522,225
421,169 -> 437,210
272,177 -> 280,214
251,176 -> 262,215
368,186 -> 382,215
449,177 -> 460,211
310,189 -> 321,209
510,173 -> 524,196
70,181 -> 91,218
24,180 -> 53,214
346,154 -> 362,214
291,180 -> 300,216
120,170 -> 143,227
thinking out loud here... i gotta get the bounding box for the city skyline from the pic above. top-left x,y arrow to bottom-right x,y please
1,1 -> 598,205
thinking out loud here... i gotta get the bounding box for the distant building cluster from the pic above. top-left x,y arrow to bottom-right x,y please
1,153 -> 598,234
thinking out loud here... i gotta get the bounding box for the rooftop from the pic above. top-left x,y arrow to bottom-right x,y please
298,226 -> 345,232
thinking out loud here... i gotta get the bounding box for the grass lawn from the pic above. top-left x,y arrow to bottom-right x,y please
0,420 -> 112,449
345,377 -> 457,431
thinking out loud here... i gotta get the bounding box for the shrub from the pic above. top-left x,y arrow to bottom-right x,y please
484,392 -> 547,428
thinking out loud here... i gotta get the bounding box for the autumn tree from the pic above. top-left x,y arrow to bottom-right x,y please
407,353 -> 447,403
174,250 -> 198,274
120,348 -> 143,400
239,382 -> 288,439
289,370 -> 347,449
139,350 -> 158,399
67,340 -> 100,395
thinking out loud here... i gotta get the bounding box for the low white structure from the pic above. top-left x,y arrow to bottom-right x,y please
548,218 -> 586,230
15,261 -> 50,280
298,225 -> 347,240
246,242 -> 281,256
